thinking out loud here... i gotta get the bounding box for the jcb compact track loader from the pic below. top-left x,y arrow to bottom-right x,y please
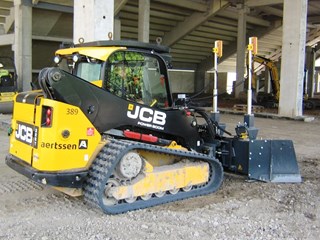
6,41 -> 301,214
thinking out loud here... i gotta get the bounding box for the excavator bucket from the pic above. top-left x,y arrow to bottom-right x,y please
232,139 -> 302,183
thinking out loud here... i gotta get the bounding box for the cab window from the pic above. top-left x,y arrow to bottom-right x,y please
76,61 -> 102,82
57,56 -> 102,83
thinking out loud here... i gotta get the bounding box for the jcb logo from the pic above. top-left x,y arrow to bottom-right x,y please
127,104 -> 166,125
15,122 -> 38,147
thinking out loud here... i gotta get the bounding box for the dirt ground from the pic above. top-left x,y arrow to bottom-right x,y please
0,113 -> 320,240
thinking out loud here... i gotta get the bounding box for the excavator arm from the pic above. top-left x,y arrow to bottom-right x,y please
253,55 -> 280,102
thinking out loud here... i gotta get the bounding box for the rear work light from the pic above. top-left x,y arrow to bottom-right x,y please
41,106 -> 53,127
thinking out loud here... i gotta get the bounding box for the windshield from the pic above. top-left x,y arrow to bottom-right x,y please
106,51 -> 169,107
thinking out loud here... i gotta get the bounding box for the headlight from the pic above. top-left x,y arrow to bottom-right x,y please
53,55 -> 61,64
73,54 -> 80,62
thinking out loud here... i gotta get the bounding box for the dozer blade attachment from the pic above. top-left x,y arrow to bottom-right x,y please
233,139 -> 302,183
249,140 -> 301,183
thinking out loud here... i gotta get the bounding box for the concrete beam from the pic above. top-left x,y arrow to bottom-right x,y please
4,7 -> 14,33
172,43 -> 211,53
162,0 -> 230,46
258,6 -> 283,17
177,39 -> 213,48
149,2 -> 191,16
114,0 -> 128,16
122,26 -> 163,37
194,20 -> 283,85
307,27 -> 320,47
307,16 -> 320,23
32,10 -> 62,36
190,30 -> 234,42
0,33 -> 14,45
203,21 -> 238,32
218,9 -> 271,27
246,0 -> 283,7
183,35 -> 228,44
172,53 -> 204,61
0,1 -> 13,8
171,48 -> 210,56
32,35 -> 72,42
21,0 -> 73,13
0,8 -> 10,16
196,26 -> 237,37
223,21 -> 282,63
153,0 -> 208,12
119,11 -> 176,26
122,5 -> 185,21
209,16 -> 239,27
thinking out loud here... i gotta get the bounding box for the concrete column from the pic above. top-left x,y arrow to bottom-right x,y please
0,25 -> 4,35
138,0 -> 150,43
305,46 -> 315,98
204,72 -> 228,95
73,0 -> 114,43
13,0 -> 32,91
317,70 -> 320,92
235,3 -> 247,98
114,17 -> 121,40
264,70 -> 271,93
279,0 -> 307,117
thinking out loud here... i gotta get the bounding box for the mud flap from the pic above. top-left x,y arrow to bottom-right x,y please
232,139 -> 302,183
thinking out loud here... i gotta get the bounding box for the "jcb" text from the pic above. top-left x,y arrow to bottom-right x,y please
127,105 -> 166,126
16,123 -> 33,145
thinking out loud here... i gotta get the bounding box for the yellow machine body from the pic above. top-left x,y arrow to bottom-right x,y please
0,92 -> 15,102
9,92 -> 102,172
55,46 -> 126,61
8,91 -> 211,198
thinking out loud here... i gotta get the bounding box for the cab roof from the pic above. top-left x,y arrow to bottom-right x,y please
75,40 -> 170,54
55,46 -> 125,61
55,40 -> 171,62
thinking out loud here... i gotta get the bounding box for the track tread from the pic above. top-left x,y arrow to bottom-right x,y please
83,139 -> 223,214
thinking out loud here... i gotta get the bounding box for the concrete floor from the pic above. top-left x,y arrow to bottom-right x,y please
0,112 -> 320,239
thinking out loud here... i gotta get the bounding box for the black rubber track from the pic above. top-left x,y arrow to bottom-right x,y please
83,139 -> 224,214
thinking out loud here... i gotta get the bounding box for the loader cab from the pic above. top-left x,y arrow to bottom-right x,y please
54,41 -> 173,108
